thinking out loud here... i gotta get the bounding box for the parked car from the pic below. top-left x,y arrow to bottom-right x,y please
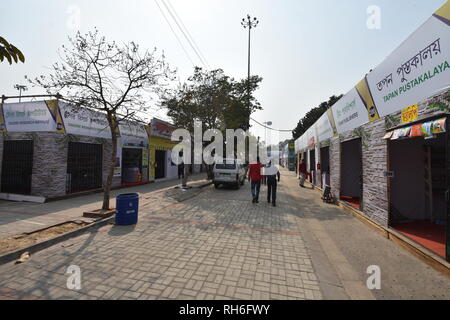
213,159 -> 246,189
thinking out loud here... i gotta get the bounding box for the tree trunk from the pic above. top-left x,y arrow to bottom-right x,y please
102,116 -> 117,210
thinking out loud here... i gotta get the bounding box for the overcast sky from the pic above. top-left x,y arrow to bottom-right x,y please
0,0 -> 446,144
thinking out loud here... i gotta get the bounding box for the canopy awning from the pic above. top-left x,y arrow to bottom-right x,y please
384,118 -> 446,140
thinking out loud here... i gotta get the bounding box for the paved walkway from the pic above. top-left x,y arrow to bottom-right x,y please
0,169 -> 448,300
0,174 -> 208,238
0,171 -> 321,300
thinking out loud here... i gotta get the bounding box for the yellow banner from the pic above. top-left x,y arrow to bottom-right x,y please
434,0 -> 450,21
401,104 -> 418,124
45,100 -> 66,133
355,77 -> 380,122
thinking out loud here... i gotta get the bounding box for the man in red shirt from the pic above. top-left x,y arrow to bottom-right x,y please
248,157 -> 263,203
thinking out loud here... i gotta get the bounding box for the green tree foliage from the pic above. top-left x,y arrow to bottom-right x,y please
163,67 -> 262,132
0,36 -> 25,64
162,67 -> 262,179
292,94 -> 343,139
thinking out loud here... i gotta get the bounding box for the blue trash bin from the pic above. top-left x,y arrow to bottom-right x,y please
115,193 -> 139,225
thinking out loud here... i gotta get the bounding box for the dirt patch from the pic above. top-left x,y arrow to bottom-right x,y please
0,221 -> 89,256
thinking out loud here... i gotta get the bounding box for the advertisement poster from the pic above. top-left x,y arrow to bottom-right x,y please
2,101 -> 57,132
114,142 -> 122,177
401,104 -> 419,124
366,14 -> 450,117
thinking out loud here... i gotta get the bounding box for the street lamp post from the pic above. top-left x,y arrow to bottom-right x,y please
241,14 -> 259,130
263,121 -> 272,152
14,84 -> 28,102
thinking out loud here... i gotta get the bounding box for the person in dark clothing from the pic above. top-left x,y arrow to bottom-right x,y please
266,161 -> 280,206
298,159 -> 307,187
178,163 -> 185,179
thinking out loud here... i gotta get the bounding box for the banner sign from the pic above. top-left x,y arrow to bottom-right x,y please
366,12 -> 450,117
119,121 -> 148,147
2,101 -> 57,132
59,102 -> 111,139
294,1 -> 450,151
150,118 -> 175,139
316,112 -> 334,142
401,104 -> 419,124
331,88 -> 369,134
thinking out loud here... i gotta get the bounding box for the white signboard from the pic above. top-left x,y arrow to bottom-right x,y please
316,112 -> 334,142
331,88 -> 369,134
59,102 -> 111,138
119,121 -> 149,147
367,15 -> 450,117
2,101 -> 56,132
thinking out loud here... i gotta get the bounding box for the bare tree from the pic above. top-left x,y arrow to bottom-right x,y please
27,29 -> 175,210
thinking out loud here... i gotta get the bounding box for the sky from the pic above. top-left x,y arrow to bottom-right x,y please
0,0 -> 447,144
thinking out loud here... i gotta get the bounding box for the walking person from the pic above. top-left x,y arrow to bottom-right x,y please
178,162 -> 185,179
299,159 -> 307,187
248,157 -> 263,203
266,161 -> 280,207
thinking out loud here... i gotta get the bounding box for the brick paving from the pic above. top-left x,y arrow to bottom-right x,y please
0,173 -> 322,300
0,174 -> 208,238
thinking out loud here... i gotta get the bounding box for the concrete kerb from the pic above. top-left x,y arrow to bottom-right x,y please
0,179 -> 212,266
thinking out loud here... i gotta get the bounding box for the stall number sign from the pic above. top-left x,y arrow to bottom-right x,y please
401,104 -> 418,124
384,171 -> 394,178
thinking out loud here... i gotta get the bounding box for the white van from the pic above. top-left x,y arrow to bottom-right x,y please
213,159 -> 246,189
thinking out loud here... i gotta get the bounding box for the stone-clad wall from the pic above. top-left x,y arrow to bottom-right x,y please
31,132 -> 67,198
0,132 -> 121,198
329,136 -> 341,200
332,119 -> 390,227
325,90 -> 450,228
360,119 -> 389,227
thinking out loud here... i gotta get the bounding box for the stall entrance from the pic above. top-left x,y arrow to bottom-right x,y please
309,149 -> 316,184
340,138 -> 363,210
155,150 -> 166,179
320,146 -> 330,188
389,134 -> 447,259
1,140 -> 33,194
122,147 -> 143,184
67,142 -> 102,193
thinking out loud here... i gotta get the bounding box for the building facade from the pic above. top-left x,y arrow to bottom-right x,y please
294,1 -> 450,261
